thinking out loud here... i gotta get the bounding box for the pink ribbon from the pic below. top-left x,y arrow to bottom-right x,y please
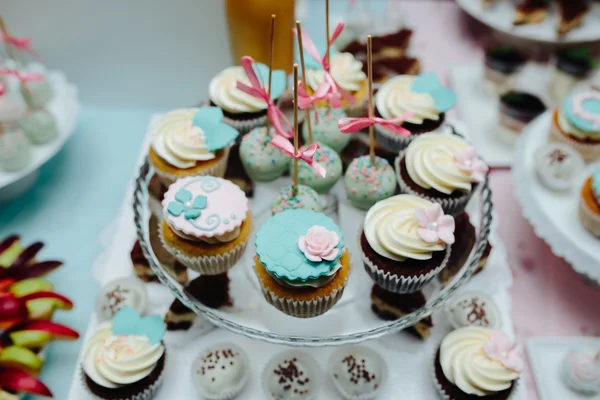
293,23 -> 356,108
270,134 -> 327,178
1,33 -> 41,59
0,82 -> 5,96
0,67 -> 42,82
236,56 -> 293,138
338,112 -> 413,136
298,81 -> 329,122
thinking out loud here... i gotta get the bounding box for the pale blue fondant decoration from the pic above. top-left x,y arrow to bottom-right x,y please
411,72 -> 457,113
296,41 -> 339,70
112,306 -> 166,345
192,107 -> 239,152
252,62 -> 287,100
167,188 -> 207,220
563,93 -> 600,133
592,169 -> 600,201
255,209 -> 344,282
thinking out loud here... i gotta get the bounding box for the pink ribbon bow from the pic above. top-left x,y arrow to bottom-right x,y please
270,134 -> 327,178
298,81 -> 329,122
338,112 -> 413,136
0,82 -> 5,96
293,23 -> 355,108
236,56 -> 292,138
0,67 -> 42,83
1,33 -> 41,59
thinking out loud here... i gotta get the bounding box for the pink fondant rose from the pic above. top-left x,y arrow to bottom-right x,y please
298,225 -> 340,262
483,331 -> 524,372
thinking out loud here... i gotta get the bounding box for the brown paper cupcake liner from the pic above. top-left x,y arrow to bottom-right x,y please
159,224 -> 248,275
578,196 -> 600,237
395,153 -> 473,216
359,228 -> 451,294
549,117 -> 600,162
151,146 -> 231,187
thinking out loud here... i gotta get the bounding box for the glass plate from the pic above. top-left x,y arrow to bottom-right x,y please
133,160 -> 493,347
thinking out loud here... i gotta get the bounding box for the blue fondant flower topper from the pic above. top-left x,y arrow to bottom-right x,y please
191,107 -> 239,152
296,41 -> 340,70
249,62 -> 287,100
112,306 -> 166,345
411,72 -> 457,113
168,188 -> 207,219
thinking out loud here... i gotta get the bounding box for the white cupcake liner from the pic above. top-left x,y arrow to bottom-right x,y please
159,221 -> 249,275
395,153 -> 473,216
150,146 -> 231,187
81,351 -> 167,400
578,196 -> 600,237
358,228 -> 451,294
191,343 -> 249,400
374,123 -> 415,153
262,350 -> 322,400
222,114 -> 267,136
549,114 -> 600,162
328,346 -> 388,400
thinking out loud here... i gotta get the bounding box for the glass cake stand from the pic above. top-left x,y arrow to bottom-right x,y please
133,160 -> 494,347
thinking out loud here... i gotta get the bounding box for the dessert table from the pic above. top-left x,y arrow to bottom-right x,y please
0,2 -> 599,400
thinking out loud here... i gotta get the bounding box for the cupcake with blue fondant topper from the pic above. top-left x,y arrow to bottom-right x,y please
550,90 -> 600,161
254,209 -> 351,318
579,168 -> 600,237
149,107 -> 239,185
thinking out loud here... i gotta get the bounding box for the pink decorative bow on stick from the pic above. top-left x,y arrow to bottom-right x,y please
236,56 -> 292,138
0,82 -> 6,96
1,33 -> 41,59
270,134 -> 327,178
0,67 -> 42,82
338,112 -> 413,136
293,23 -> 355,108
297,81 -> 329,122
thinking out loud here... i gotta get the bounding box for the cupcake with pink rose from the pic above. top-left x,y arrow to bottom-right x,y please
395,133 -> 488,216
359,195 -> 454,293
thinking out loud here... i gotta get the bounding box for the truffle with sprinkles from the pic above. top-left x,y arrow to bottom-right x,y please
302,107 -> 352,153
240,126 -> 289,182
271,184 -> 323,215
293,142 -> 342,194
344,155 -> 396,210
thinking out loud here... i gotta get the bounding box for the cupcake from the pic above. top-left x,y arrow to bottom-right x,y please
239,126 -> 288,182
551,48 -> 596,101
148,107 -> 238,185
359,195 -> 454,293
20,74 -> 53,109
434,327 -> 522,400
396,133 -> 488,216
208,63 -> 286,134
304,52 -> 368,118
159,176 -> 251,274
550,90 -> 600,161
271,184 -> 323,215
562,348 -> 600,395
294,143 -> 342,194
344,155 -> 396,210
254,209 -> 351,318
82,307 -> 167,400
374,73 -> 457,152
0,129 -> 31,172
483,46 -> 526,97
302,107 -> 352,152
329,346 -> 387,400
578,169 -> 600,237
192,344 -> 248,400
498,91 -> 546,144
263,350 -> 320,400
19,108 -> 59,145
534,143 -> 584,192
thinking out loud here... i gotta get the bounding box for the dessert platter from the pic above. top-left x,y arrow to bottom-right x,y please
0,18 -> 80,201
456,0 -> 600,44
513,90 -> 600,284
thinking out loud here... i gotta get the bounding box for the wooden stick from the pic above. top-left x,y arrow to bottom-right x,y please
325,0 -> 330,66
293,64 -> 299,194
296,20 -> 313,144
266,14 -> 276,135
367,35 -> 375,166
0,16 -> 17,61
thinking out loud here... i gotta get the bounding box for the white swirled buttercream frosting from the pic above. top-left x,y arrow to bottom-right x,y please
375,75 -> 440,124
440,327 -> 520,396
405,133 -> 480,194
364,194 -> 447,261
151,109 -> 215,168
306,53 -> 366,93
209,66 -> 269,114
82,322 -> 164,388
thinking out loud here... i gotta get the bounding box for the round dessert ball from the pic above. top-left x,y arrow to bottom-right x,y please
192,344 -> 248,400
20,76 -> 53,109
292,143 -> 342,194
94,277 -> 147,322
562,348 -> 600,395
271,184 -> 323,215
240,127 -> 289,182
302,107 -> 352,153
344,155 -> 396,210
0,129 -> 31,172
263,350 -> 320,400
330,346 -> 387,400
18,109 -> 59,145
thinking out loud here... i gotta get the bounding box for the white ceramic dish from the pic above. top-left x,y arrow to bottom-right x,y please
512,110 -> 600,285
457,0 -> 600,44
0,61 -> 80,201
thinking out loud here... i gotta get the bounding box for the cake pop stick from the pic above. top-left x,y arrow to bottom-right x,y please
367,35 -> 375,165
296,20 -> 314,144
0,16 -> 40,62
326,0 -> 331,67
266,14 -> 276,136
293,64 -> 299,193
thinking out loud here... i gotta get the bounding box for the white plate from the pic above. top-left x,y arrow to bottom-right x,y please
0,61 -> 81,193
527,336 -> 600,400
456,0 -> 600,44
512,110 -> 600,285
